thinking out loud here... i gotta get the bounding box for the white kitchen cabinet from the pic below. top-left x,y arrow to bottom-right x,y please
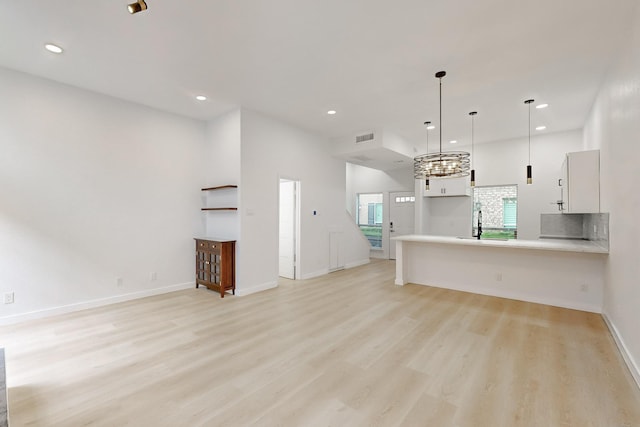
424,177 -> 470,197
559,150 -> 600,213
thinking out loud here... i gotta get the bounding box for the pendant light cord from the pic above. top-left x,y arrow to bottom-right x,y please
528,101 -> 531,164
439,75 -> 443,157
471,114 -> 475,167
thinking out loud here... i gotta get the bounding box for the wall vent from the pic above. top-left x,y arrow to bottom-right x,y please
355,132 -> 375,144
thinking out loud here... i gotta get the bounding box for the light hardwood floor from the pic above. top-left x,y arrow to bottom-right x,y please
1,260 -> 639,426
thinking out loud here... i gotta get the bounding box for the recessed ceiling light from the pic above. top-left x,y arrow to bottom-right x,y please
536,103 -> 549,109
449,140 -> 457,144
45,44 -> 63,54
426,125 -> 435,130
536,125 -> 547,131
327,110 -> 337,115
195,95 -> 207,101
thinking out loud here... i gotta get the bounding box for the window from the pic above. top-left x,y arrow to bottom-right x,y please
472,185 -> 518,239
395,196 -> 415,203
357,193 -> 383,248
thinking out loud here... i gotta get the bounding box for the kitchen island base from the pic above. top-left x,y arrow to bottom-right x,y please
394,236 -> 607,313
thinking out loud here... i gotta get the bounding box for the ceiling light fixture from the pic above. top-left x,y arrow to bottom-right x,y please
536,125 -> 546,131
536,103 -> 549,109
128,0 -> 148,14
469,111 -> 477,187
525,99 -> 534,184
449,140 -> 457,144
414,71 -> 470,182
423,121 -> 431,190
195,95 -> 207,101
45,44 -> 63,54
327,110 -> 337,115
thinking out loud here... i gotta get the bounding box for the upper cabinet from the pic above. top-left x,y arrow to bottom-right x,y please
424,177 -> 471,197
559,150 -> 600,213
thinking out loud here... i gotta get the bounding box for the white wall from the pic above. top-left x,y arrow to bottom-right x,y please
203,109 -> 241,240
417,130 -> 583,239
583,4 -> 640,385
238,109 -> 369,294
0,67 -> 207,322
346,163 -> 414,258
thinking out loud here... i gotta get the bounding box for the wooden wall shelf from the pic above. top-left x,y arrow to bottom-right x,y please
201,184 -> 238,211
201,185 -> 238,191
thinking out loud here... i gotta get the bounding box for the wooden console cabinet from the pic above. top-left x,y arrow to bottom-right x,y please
194,238 -> 236,298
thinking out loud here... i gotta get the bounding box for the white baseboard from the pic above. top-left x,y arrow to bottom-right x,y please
602,312 -> 640,390
0,282 -> 194,326
300,269 -> 329,280
235,281 -> 278,297
345,259 -> 370,269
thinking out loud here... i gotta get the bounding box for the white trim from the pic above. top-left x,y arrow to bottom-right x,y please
602,312 -> 640,390
0,282 -> 194,325
300,269 -> 330,280
235,281 -> 278,296
344,259 -> 370,269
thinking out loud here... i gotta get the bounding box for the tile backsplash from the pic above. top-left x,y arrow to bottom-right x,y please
540,213 -> 609,249
540,213 -> 584,238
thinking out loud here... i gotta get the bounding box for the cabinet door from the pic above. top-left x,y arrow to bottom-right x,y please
424,177 -> 470,197
565,150 -> 600,213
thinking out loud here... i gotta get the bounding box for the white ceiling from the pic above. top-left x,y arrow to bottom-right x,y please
0,0 -> 637,152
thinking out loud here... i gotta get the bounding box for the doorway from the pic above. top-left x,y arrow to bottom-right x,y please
389,191 -> 415,259
279,179 -> 300,279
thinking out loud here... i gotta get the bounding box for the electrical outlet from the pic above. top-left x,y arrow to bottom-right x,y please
116,277 -> 124,288
4,292 -> 14,304
150,272 -> 157,281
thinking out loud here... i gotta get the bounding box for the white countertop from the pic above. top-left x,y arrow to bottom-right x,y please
392,234 -> 609,254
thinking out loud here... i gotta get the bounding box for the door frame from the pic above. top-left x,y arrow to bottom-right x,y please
278,177 -> 301,280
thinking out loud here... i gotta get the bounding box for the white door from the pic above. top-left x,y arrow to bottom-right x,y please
279,180 -> 297,279
389,191 -> 415,260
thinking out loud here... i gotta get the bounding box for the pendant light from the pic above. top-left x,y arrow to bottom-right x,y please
524,99 -> 534,184
128,0 -> 148,14
414,71 -> 470,181
424,121 -> 431,190
469,111 -> 477,187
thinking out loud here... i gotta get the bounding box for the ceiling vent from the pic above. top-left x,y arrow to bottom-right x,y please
355,132 -> 375,144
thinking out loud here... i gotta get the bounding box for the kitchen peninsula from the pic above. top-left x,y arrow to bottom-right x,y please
393,235 -> 608,313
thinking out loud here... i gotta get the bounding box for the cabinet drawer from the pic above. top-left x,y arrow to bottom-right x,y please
195,240 -> 211,250
195,240 -> 223,251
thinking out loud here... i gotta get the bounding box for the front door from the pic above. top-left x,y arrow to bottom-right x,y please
389,191 -> 415,260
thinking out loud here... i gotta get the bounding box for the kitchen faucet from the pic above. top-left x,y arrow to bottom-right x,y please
477,210 -> 483,240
